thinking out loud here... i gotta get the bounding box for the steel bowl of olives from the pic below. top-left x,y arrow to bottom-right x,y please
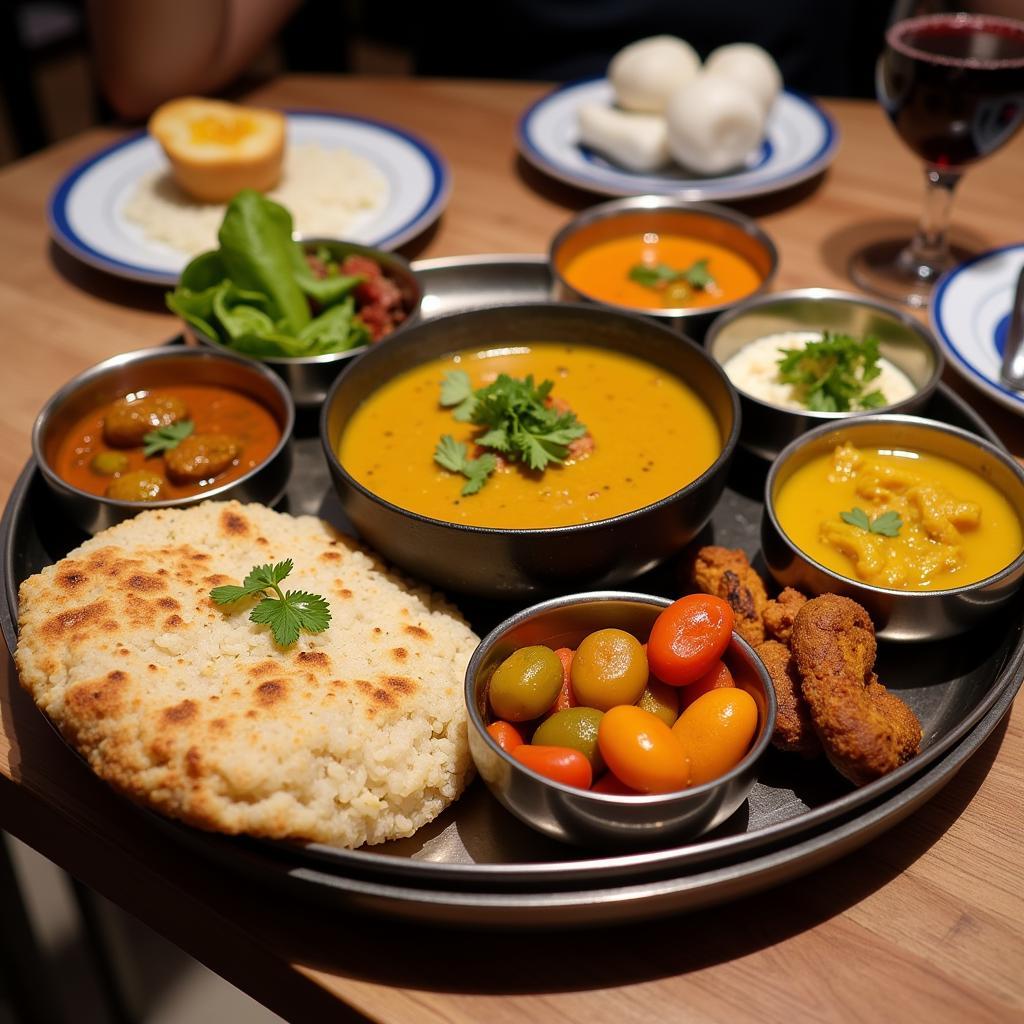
32,346 -> 294,534
465,590 -> 777,848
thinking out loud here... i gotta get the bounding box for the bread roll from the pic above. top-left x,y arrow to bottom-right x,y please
578,103 -> 670,173
704,43 -> 783,114
149,97 -> 286,203
609,35 -> 701,113
666,74 -> 766,175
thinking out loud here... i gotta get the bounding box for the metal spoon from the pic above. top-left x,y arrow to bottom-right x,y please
999,264 -> 1024,390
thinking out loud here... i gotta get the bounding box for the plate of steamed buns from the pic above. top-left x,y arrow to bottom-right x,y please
518,35 -> 839,201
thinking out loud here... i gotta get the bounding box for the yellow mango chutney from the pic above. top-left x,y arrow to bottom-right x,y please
775,443 -> 1023,591
338,343 -> 722,529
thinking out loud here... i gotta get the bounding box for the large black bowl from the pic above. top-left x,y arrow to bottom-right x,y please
320,303 -> 741,598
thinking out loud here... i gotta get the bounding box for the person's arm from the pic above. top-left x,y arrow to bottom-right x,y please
87,0 -> 300,120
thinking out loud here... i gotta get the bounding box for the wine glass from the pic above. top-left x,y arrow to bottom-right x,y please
850,1 -> 1024,307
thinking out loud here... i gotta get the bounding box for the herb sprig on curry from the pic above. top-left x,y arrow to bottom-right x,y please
433,370 -> 588,495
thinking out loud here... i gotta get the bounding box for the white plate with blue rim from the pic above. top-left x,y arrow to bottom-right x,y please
48,110 -> 450,287
930,243 -> 1024,417
517,77 -> 839,201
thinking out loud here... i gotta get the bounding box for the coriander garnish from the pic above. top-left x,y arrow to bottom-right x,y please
210,559 -> 331,646
434,435 -> 498,496
142,419 -> 194,457
433,371 -> 587,494
628,258 -> 715,305
776,332 -> 887,413
840,507 -> 903,537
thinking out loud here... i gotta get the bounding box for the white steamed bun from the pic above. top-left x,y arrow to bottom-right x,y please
704,43 -> 782,114
609,35 -> 701,113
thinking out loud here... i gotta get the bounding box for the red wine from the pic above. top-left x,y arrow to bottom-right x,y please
879,13 -> 1024,168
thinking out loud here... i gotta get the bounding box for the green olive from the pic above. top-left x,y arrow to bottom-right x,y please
637,679 -> 680,728
105,470 -> 165,502
90,451 -> 129,476
570,628 -> 648,712
533,707 -> 605,772
488,646 -> 563,722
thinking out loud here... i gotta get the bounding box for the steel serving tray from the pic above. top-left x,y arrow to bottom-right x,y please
2,257 -> 1022,920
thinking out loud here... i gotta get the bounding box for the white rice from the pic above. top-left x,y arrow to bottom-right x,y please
723,331 -> 917,411
123,143 -> 389,256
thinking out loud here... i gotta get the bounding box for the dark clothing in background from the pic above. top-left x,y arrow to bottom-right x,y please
408,0 -> 891,97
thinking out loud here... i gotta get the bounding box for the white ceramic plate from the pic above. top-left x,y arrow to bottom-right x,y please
930,243 -> 1024,416
48,110 -> 450,286
518,77 -> 839,201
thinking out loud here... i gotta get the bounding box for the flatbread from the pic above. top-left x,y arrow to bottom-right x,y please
15,501 -> 479,847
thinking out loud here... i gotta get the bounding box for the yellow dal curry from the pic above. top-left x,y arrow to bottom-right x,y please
338,343 -> 722,529
775,443 -> 1023,591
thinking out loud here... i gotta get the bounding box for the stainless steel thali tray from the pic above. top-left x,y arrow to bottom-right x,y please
2,256 -> 1022,924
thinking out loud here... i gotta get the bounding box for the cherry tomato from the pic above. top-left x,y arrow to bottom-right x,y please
591,772 -> 641,796
532,708 -> 604,771
671,688 -> 758,786
636,678 -> 680,727
486,720 -> 524,753
550,647 -> 577,713
647,594 -> 734,686
571,629 -> 648,711
512,745 -> 593,789
597,705 -> 690,794
678,660 -> 734,712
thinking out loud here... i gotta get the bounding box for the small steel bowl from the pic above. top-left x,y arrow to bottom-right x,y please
549,196 -> 777,338
186,239 -> 422,408
320,302 -> 740,599
465,592 -> 777,848
705,288 -> 943,461
762,414 -> 1024,641
32,346 -> 295,535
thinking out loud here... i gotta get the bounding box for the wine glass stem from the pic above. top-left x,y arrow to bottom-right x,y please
905,166 -> 962,277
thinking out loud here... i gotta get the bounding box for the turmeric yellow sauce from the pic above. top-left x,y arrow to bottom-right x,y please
338,343 -> 722,529
562,233 -> 762,310
775,443 -> 1023,591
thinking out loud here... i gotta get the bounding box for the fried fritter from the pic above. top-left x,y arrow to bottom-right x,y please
791,594 -> 921,786
763,587 -> 807,644
692,546 -> 767,646
755,639 -> 821,757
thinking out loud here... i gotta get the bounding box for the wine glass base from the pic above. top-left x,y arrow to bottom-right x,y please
849,239 -> 969,309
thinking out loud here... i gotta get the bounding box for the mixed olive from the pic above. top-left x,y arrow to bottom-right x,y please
485,594 -> 760,794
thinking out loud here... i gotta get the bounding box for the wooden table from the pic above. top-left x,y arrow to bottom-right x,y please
2,76 -> 1023,1023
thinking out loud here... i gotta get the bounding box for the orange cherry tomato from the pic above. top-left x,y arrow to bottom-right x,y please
487,720 -> 524,753
678,660 -> 734,712
591,772 -> 641,795
671,688 -> 758,786
647,594 -> 734,686
550,647 -> 577,713
597,705 -> 690,794
512,744 -> 593,789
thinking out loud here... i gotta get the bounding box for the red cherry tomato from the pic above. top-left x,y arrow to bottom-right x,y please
591,772 -> 641,796
487,720 -> 524,753
512,745 -> 593,789
679,660 -> 734,711
647,594 -> 734,686
550,647 -> 577,713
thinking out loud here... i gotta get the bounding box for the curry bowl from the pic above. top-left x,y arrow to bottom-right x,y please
705,288 -> 943,460
762,415 -> 1024,641
32,346 -> 294,535
465,592 -> 777,848
185,239 -> 422,408
549,196 -> 777,337
320,302 -> 740,599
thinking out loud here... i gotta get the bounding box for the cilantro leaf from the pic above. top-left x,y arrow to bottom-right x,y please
628,258 -> 716,293
439,370 -> 477,420
209,560 -> 331,646
840,507 -> 871,531
839,507 -> 903,537
777,333 -> 889,413
142,419 -> 194,457
432,435 -> 498,495
869,510 -> 903,537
